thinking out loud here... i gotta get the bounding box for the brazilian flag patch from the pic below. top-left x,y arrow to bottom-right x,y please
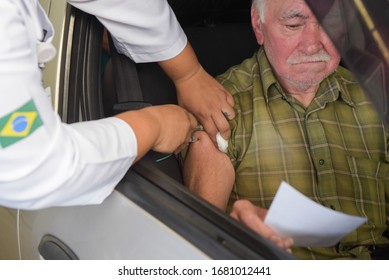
0,100 -> 43,148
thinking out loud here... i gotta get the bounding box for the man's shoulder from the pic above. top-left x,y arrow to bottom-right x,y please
216,53 -> 259,95
335,65 -> 359,83
334,65 -> 373,105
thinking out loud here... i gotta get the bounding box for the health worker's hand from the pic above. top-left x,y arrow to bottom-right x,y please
116,105 -> 197,160
175,66 -> 235,145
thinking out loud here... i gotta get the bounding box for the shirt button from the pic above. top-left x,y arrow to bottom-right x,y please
319,159 -> 325,166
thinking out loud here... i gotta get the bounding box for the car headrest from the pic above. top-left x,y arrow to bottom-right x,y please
168,0 -> 252,27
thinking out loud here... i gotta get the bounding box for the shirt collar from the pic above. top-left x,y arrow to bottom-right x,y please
256,48 -> 280,103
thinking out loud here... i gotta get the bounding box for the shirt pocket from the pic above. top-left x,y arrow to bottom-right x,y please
346,156 -> 389,235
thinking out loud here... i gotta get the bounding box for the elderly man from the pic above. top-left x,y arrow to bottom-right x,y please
183,0 -> 389,259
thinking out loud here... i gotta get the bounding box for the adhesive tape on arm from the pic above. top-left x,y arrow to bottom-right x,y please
216,132 -> 228,153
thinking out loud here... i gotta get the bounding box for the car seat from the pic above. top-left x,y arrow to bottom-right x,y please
102,0 -> 258,183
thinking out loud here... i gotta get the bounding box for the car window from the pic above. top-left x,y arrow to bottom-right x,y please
307,0 -> 389,127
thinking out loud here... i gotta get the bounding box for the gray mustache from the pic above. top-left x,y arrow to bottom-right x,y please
287,51 -> 331,64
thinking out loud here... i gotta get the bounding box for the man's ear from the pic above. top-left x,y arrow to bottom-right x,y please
251,4 -> 264,45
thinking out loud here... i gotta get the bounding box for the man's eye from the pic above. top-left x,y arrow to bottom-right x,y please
286,24 -> 301,30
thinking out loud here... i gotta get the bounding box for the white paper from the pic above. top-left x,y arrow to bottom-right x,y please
264,181 -> 367,247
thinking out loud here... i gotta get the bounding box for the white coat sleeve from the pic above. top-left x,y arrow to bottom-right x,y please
68,0 -> 187,63
0,0 -> 137,210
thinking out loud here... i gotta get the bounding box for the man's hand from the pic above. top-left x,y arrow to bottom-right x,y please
230,200 -> 294,251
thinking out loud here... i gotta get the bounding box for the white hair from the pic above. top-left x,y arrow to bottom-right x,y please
252,0 -> 267,23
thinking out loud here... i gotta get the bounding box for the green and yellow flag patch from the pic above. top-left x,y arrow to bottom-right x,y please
0,100 -> 43,148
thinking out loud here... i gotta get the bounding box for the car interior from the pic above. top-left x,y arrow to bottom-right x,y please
102,0 -> 258,183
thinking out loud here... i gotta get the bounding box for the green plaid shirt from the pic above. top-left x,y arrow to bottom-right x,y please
218,48 -> 389,259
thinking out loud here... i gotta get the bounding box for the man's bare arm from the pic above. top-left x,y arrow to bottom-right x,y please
183,130 -> 235,210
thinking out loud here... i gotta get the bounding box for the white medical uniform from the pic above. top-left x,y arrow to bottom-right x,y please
0,0 -> 187,209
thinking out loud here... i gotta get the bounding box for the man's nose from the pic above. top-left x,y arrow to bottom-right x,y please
300,22 -> 324,54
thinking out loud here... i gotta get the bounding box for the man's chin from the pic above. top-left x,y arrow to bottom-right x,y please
284,76 -> 324,91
